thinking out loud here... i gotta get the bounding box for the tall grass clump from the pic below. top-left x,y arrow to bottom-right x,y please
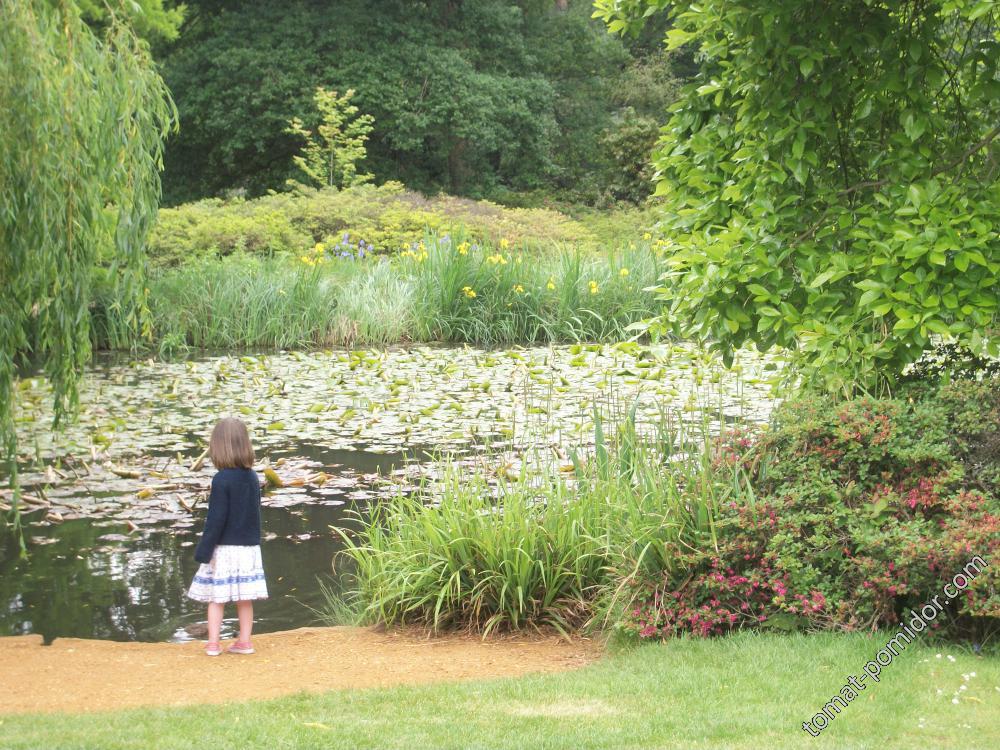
331,410 -> 756,635
93,254 -> 347,352
91,230 -> 667,354
331,258 -> 416,344
407,232 -> 663,345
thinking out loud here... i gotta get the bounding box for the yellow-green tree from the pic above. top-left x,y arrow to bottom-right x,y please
286,87 -> 375,189
0,1 -> 176,546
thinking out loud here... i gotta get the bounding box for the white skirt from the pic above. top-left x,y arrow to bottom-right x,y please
187,545 -> 268,603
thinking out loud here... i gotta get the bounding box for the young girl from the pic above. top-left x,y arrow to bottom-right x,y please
187,417 -> 268,656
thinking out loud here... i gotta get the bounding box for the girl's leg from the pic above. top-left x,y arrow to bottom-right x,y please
207,602 -> 224,644
236,600 -> 254,643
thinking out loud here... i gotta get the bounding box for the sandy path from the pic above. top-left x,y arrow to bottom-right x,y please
0,626 -> 598,715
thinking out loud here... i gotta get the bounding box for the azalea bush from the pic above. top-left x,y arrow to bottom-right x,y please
618,377 -> 1000,641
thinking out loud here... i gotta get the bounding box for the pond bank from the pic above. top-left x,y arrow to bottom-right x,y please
0,626 -> 598,715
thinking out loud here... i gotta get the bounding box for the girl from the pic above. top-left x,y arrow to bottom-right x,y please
187,417 -> 268,656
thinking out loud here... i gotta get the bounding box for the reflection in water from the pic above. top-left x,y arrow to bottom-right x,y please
0,447 -> 411,643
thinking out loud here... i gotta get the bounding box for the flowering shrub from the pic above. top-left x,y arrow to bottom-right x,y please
619,379 -> 1000,641
620,554 -> 792,639
147,183 -> 642,266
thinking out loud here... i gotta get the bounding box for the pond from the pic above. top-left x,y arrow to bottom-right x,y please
2,343 -> 784,642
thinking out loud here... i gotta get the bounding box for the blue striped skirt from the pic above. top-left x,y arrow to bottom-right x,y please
187,545 -> 268,603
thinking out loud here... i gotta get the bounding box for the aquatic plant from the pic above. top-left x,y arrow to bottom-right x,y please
92,233 -> 665,351
331,411 -> 753,635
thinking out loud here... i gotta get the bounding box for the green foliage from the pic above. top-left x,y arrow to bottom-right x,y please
93,233 -> 663,351
331,413 -> 734,634
73,0 -> 185,41
286,87 -> 375,189
148,197 -> 311,266
596,0 -> 1000,393
331,373 -> 999,640
146,184 -> 640,266
903,341 -> 1000,383
158,1 -> 638,203
404,233 -> 661,345
93,255 -> 347,353
0,1 -> 175,536
598,111 -> 660,204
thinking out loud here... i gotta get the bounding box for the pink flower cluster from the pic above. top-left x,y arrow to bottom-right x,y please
623,556 -> 809,640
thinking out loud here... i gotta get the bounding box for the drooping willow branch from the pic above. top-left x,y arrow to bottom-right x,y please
0,1 -> 177,550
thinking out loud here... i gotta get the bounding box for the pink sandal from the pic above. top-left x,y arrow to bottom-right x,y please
227,641 -> 255,655
205,642 -> 222,656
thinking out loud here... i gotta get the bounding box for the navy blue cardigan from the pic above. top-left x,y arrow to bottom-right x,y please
194,468 -> 263,564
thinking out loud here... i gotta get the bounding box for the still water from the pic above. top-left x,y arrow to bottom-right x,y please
0,446 -> 412,643
2,344 -> 781,642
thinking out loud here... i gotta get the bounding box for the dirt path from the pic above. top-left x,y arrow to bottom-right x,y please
0,626 -> 598,715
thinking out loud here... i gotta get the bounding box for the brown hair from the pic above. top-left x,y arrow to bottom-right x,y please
208,418 -> 255,469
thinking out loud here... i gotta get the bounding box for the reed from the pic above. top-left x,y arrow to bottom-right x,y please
90,232 -> 665,352
330,409 -> 755,635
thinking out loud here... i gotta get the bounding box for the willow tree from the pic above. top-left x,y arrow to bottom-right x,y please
0,1 -> 176,543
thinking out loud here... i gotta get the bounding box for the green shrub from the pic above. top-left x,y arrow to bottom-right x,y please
148,198 -> 311,266
147,184 -> 642,267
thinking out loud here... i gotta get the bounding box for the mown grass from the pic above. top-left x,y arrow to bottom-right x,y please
1,632 -> 996,749
91,233 -> 664,354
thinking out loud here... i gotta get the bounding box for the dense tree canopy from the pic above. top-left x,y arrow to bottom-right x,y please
74,0 -> 186,41
157,0 -> 673,203
597,0 -> 1000,393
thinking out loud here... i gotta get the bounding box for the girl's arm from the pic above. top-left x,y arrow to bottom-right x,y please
194,475 -> 230,564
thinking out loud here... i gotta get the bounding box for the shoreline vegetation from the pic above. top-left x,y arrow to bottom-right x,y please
6,186 -> 999,748
325,377 -> 1000,647
89,185 -> 665,356
20,183 -> 1000,654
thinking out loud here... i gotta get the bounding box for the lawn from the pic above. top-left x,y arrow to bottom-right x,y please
2,632 -> 996,749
